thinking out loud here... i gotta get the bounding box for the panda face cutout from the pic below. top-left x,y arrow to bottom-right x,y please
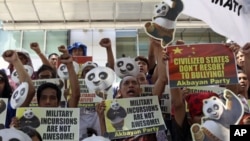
0,128 -> 32,141
111,101 -> 120,111
57,61 -> 79,79
24,109 -> 34,119
10,82 -> 29,109
114,57 -> 139,78
154,1 -> 169,17
85,67 -> 115,91
11,65 -> 33,84
203,96 -> 224,120
0,99 -> 6,114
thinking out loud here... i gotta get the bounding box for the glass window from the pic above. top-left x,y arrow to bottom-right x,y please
116,30 -> 137,58
46,30 -> 68,56
22,30 -> 44,55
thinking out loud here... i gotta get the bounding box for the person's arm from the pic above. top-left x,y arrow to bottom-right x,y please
96,101 -> 107,136
148,38 -> 157,72
242,43 -> 250,81
58,46 -> 80,108
152,42 -> 168,99
2,50 -> 35,107
170,88 -> 186,127
30,42 -> 51,67
99,38 -> 115,70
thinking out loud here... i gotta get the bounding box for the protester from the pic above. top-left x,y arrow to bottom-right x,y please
2,50 -> 36,128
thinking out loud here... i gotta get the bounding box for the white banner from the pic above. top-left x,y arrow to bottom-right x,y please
181,0 -> 250,46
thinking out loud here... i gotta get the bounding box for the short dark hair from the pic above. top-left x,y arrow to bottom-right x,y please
48,53 -> 59,59
135,56 -> 149,67
19,126 -> 42,141
37,82 -> 61,104
36,64 -> 57,78
0,69 -> 12,99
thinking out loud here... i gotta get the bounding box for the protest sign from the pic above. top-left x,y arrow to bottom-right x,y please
104,96 -> 166,139
140,85 -> 171,115
30,78 -> 66,107
78,79 -> 103,111
167,44 -> 238,87
0,98 -> 8,127
16,107 -> 80,141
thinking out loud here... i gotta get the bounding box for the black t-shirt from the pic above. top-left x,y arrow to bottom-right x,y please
171,114 -> 193,141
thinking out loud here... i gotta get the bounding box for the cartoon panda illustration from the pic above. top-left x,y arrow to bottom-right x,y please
191,89 -> 244,141
10,82 -> 29,109
85,66 -> 115,92
0,99 -> 6,114
114,57 -> 140,78
57,61 -> 79,79
145,0 -> 184,47
11,65 -> 34,84
0,128 -> 32,141
106,101 -> 127,130
19,109 -> 40,128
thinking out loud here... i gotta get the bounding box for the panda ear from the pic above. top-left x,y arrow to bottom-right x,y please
204,100 -> 207,104
155,4 -> 158,8
162,1 -> 165,4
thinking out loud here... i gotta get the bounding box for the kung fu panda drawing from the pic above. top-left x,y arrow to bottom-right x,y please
19,109 -> 40,128
106,101 -> 127,130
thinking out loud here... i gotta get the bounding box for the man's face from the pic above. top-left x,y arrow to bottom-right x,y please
236,51 -> 245,68
18,54 -> 28,65
72,48 -> 83,56
136,60 -> 148,74
238,72 -> 249,93
118,76 -> 141,98
49,55 -> 58,68
38,88 -> 59,107
136,72 -> 148,85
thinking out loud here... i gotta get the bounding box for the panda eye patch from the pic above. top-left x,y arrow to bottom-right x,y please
14,72 -> 18,76
207,108 -> 212,113
117,61 -> 124,67
213,104 -> 219,110
99,72 -> 108,80
60,65 -> 66,71
10,139 -> 20,141
87,73 -> 95,81
126,63 -> 134,71
162,6 -> 166,10
13,91 -> 18,99
157,10 -> 161,13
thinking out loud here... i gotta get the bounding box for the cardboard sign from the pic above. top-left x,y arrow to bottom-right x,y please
0,98 -> 8,127
140,85 -> 171,115
30,79 -> 66,107
167,44 -> 238,87
16,107 -> 80,141
104,96 -> 166,139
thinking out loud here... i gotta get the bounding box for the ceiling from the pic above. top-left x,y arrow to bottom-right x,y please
0,0 -> 208,30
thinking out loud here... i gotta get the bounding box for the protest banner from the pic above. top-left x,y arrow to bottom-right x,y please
167,44 -> 238,88
180,0 -> 250,46
16,107 -> 80,141
104,96 -> 166,139
0,98 -> 8,127
30,78 -> 66,107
